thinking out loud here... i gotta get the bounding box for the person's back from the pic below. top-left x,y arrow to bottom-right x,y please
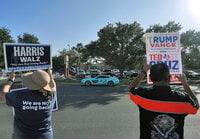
129,63 -> 199,139
6,88 -> 53,139
1,68 -> 56,139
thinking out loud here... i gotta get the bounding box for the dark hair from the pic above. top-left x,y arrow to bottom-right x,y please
39,89 -> 52,99
150,63 -> 170,82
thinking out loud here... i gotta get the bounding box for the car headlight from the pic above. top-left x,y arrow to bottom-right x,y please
81,79 -> 86,82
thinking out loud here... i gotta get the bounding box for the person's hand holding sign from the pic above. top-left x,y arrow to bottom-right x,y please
142,63 -> 151,74
176,74 -> 199,109
9,70 -> 16,82
47,67 -> 52,76
129,62 -> 151,89
175,74 -> 187,84
0,70 -> 16,101
47,67 -> 56,91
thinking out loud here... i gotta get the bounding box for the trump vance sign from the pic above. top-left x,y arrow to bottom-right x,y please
145,33 -> 182,83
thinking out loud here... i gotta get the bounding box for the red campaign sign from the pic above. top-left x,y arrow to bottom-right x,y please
147,73 -> 181,83
170,74 -> 181,82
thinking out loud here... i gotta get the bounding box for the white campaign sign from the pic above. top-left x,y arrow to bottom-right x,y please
145,33 -> 182,83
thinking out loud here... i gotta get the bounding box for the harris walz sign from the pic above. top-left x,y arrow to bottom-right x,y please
4,43 -> 52,72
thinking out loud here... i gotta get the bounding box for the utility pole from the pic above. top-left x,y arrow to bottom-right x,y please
64,55 -> 69,78
77,53 -> 80,76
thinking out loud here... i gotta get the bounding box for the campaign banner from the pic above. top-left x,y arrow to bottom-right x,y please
145,33 -> 182,83
3,43 -> 52,72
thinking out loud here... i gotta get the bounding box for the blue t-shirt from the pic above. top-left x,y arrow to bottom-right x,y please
5,88 -> 53,139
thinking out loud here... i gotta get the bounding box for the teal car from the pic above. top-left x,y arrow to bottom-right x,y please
81,75 -> 119,86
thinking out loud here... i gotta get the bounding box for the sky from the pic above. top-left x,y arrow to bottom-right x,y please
1,0 -> 200,56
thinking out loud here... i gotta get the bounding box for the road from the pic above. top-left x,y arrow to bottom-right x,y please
0,84 -> 200,139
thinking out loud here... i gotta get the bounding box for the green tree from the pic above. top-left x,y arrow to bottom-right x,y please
85,22 -> 145,74
52,44 -> 82,72
17,33 -> 39,43
181,30 -> 200,69
146,21 -> 182,33
52,55 -> 64,73
52,49 -> 67,73
71,43 -> 87,63
81,41 -> 99,69
0,27 -> 14,68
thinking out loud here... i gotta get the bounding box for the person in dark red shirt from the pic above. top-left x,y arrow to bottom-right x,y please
129,63 -> 199,139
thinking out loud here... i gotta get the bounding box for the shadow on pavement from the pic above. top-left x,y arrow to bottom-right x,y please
56,84 -> 129,110
1,81 -> 199,110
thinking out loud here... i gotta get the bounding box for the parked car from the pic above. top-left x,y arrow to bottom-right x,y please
128,70 -> 139,77
88,69 -> 101,77
112,69 -> 120,77
102,69 -> 113,76
78,69 -> 86,75
123,70 -> 129,78
77,69 -> 86,78
81,75 -> 119,86
184,70 -> 200,79
52,72 -> 61,78
122,70 -> 139,78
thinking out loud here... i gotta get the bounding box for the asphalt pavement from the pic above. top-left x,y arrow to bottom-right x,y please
0,83 -> 200,139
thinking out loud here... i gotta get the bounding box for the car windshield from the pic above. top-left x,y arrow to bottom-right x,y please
97,75 -> 109,78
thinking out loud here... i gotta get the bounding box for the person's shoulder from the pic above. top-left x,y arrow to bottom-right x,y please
171,89 -> 191,102
138,86 -> 153,92
171,90 -> 186,97
9,88 -> 34,98
130,86 -> 153,95
11,88 -> 30,93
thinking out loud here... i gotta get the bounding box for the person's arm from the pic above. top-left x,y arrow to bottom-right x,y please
129,63 -> 151,90
47,67 -> 57,91
0,71 -> 15,101
177,74 -> 199,109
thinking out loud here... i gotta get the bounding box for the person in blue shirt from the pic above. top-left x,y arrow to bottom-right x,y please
0,68 -> 56,139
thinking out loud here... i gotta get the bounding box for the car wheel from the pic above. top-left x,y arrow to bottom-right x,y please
85,81 -> 91,86
107,81 -> 114,87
